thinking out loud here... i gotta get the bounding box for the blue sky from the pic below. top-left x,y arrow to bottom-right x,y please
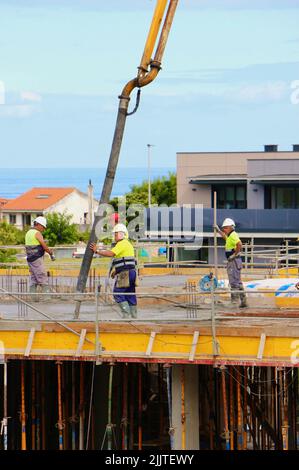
0,0 -> 298,168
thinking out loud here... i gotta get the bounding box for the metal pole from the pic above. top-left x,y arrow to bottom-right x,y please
57,362 -> 63,450
71,362 -> 76,450
21,361 -> 26,451
95,282 -> 101,364
147,144 -> 155,207
41,362 -> 46,450
138,364 -> 142,450
236,367 -> 243,450
107,364 -> 114,450
166,366 -> 174,450
79,363 -> 85,450
221,368 -> 230,450
286,240 -> 289,276
35,362 -> 40,451
243,367 -> 248,450
129,366 -> 135,450
229,369 -> 234,451
213,191 -> 218,280
122,364 -> 128,450
31,362 -> 36,450
181,366 -> 186,450
2,361 -> 8,450
209,367 -> 214,450
211,285 -> 219,356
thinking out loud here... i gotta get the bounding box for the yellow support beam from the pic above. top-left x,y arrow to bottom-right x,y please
1,326 -> 299,366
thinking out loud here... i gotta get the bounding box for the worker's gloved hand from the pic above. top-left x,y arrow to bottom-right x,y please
213,224 -> 221,232
50,254 -> 55,261
90,242 -> 97,253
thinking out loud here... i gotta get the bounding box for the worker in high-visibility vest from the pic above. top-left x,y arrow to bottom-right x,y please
214,218 -> 248,308
90,223 -> 137,318
25,216 -> 54,300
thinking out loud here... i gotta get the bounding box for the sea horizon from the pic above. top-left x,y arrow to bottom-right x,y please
0,167 -> 175,200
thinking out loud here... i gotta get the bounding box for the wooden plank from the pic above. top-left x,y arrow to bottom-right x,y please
0,321 -> 42,331
24,328 -> 35,357
189,331 -> 199,361
40,322 -> 299,338
75,329 -> 87,357
145,332 -> 156,357
257,333 -> 266,359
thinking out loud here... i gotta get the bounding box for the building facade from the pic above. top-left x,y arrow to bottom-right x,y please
177,145 -> 299,210
146,146 -> 299,266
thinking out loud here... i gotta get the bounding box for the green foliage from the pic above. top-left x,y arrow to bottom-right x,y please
0,221 -> 25,245
0,248 -> 18,263
43,212 -> 80,246
110,172 -> 176,208
77,230 -> 91,243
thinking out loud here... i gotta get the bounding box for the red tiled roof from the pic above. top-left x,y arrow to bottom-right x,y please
3,188 -> 75,211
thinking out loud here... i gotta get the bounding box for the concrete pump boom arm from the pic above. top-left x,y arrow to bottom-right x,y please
74,0 -> 179,318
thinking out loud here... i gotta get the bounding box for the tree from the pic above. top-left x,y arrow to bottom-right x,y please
0,248 -> 18,263
110,172 -> 177,209
0,221 -> 25,245
43,212 -> 80,246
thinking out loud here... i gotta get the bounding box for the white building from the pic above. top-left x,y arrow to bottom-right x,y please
2,187 -> 97,229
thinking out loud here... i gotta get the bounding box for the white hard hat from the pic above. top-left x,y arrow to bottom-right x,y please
34,216 -> 47,228
221,218 -> 235,228
112,223 -> 128,234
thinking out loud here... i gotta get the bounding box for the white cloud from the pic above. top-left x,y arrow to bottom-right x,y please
228,81 -> 288,103
20,91 -> 42,102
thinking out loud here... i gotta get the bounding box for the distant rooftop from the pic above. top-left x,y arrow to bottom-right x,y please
3,188 -> 75,211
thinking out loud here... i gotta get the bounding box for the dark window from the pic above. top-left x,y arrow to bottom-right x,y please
272,186 -> 299,209
22,214 -> 31,227
212,185 -> 247,209
9,214 -> 16,224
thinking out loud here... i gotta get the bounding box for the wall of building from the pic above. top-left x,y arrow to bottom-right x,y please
247,159 -> 299,209
3,212 -> 24,229
247,183 -> 265,209
46,190 -> 97,225
177,151 -> 299,207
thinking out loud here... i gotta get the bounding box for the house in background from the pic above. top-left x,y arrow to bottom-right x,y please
0,198 -> 9,221
2,187 -> 97,230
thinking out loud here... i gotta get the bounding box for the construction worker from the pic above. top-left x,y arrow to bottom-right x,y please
25,216 -> 53,299
90,223 -> 137,318
214,218 -> 248,308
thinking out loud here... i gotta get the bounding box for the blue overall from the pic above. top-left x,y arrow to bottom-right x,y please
113,268 -> 137,306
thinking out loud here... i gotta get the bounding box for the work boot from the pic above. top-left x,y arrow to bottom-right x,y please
230,292 -> 239,305
29,285 -> 38,302
239,287 -> 248,308
129,304 -> 138,319
40,285 -> 51,301
118,301 -> 131,319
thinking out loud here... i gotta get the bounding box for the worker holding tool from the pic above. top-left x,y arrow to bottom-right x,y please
90,223 -> 137,319
25,216 -> 54,300
214,218 -> 248,308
